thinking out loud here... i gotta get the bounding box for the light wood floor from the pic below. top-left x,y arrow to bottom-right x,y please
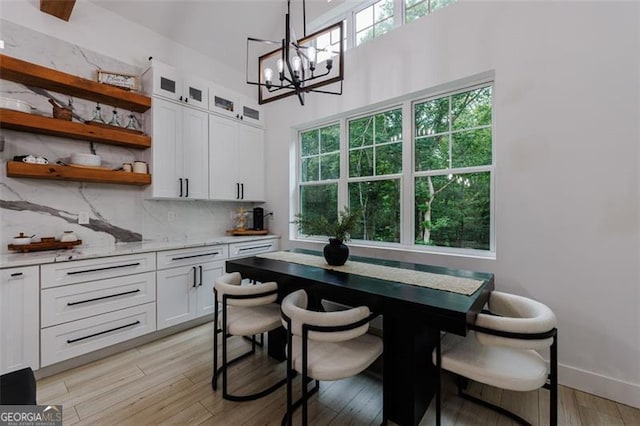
36,322 -> 640,425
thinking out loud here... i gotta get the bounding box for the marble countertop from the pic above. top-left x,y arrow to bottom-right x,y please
0,235 -> 280,269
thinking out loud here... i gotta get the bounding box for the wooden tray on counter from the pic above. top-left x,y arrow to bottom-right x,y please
8,239 -> 82,253
225,229 -> 269,236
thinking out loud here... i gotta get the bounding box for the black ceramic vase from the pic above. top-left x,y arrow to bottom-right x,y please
323,238 -> 349,266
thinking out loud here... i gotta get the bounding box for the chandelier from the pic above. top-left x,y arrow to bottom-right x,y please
246,0 -> 344,105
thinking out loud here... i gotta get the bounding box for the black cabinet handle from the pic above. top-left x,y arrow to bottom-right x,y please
67,321 -> 140,344
179,178 -> 183,197
185,178 -> 189,198
67,289 -> 141,306
179,95 -> 183,101
240,115 -> 243,120
67,262 -> 141,275
192,266 -> 197,288
241,183 -> 244,199
185,98 -> 189,103
10,272 -> 23,277
171,251 -> 220,261
238,244 -> 273,252
199,265 -> 203,286
236,114 -> 240,119
236,183 -> 240,199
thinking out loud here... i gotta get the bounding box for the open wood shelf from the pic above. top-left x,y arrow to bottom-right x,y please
0,109 -> 151,149
6,161 -> 151,186
0,54 -> 151,113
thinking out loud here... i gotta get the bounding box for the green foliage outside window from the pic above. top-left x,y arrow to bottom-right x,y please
414,86 -> 492,249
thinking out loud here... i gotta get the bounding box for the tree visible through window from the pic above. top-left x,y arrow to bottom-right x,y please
299,124 -> 340,235
348,108 -> 402,242
355,0 -> 394,45
414,86 -> 492,250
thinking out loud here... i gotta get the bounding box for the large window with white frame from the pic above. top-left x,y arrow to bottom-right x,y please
299,123 -> 340,234
296,80 -> 493,254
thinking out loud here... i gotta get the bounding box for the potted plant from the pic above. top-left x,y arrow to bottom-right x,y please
293,207 -> 358,266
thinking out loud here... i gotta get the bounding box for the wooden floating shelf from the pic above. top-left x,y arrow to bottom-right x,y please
0,109 -> 151,149
6,161 -> 151,186
0,54 -> 151,113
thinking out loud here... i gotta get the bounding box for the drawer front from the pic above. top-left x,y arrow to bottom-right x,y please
41,253 -> 156,289
228,239 -> 279,259
41,272 -> 156,327
40,303 -> 156,367
156,245 -> 228,270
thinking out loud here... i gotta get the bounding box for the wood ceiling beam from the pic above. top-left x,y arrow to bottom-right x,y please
40,0 -> 76,22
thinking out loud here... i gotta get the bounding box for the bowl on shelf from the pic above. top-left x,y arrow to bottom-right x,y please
12,233 -> 35,245
0,97 -> 35,114
70,153 -> 101,167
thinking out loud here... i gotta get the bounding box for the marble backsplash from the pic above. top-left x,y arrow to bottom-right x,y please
0,20 -> 251,253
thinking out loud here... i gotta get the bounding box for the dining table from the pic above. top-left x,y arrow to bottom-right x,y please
226,249 -> 494,426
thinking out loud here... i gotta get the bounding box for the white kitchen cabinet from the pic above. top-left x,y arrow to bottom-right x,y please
156,246 -> 227,330
142,59 -> 209,110
209,84 -> 264,128
209,114 -> 265,201
0,266 -> 39,374
40,253 -> 157,366
41,303 -> 156,367
228,238 -> 280,259
144,97 -> 209,199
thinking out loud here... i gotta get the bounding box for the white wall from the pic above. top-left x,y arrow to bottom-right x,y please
0,0 -> 250,95
263,1 -> 640,407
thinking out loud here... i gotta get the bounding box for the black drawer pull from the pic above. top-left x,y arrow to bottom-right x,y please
238,245 -> 272,252
67,262 -> 141,275
66,320 -> 141,344
10,272 -> 24,277
67,289 -> 141,306
171,252 -> 220,261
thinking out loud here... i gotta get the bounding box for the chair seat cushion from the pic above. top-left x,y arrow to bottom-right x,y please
291,333 -> 383,381
435,333 -> 548,391
220,304 -> 282,336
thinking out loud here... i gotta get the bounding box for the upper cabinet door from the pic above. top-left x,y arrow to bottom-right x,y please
147,60 -> 182,102
209,114 -> 239,200
182,107 -> 209,200
183,75 -> 209,110
147,98 -> 183,198
209,83 -> 238,119
239,94 -> 264,128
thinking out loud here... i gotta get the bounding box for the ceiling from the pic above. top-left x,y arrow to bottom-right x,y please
90,0 -> 352,73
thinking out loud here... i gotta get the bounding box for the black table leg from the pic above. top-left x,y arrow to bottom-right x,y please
383,313 -> 440,426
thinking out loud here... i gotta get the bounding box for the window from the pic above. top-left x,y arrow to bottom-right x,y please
348,108 -> 403,242
414,85 -> 492,250
299,124 -> 340,233
405,0 -> 456,23
295,80 -> 493,255
355,0 -> 394,46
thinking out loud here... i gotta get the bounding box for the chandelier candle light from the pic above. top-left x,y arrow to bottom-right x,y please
246,0 -> 344,105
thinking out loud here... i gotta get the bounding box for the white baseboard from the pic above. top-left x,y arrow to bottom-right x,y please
559,363 -> 640,409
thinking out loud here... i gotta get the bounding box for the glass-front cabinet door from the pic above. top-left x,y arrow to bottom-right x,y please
183,75 -> 208,110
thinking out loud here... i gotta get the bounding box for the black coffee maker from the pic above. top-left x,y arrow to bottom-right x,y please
253,207 -> 264,231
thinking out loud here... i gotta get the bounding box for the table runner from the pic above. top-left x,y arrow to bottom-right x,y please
256,251 -> 483,296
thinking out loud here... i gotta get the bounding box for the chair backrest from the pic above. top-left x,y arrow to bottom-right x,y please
214,272 -> 278,307
474,291 -> 557,350
281,289 -> 371,343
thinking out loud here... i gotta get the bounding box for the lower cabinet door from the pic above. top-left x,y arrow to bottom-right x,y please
196,260 -> 225,318
1,266 -> 39,374
156,265 -> 198,329
40,303 -> 156,367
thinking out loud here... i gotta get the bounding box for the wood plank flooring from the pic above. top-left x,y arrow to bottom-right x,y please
36,322 -> 640,425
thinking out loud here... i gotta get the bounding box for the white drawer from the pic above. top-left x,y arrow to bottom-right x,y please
40,303 -> 156,366
156,245 -> 227,270
228,238 -> 279,259
41,253 -> 156,289
41,271 -> 156,327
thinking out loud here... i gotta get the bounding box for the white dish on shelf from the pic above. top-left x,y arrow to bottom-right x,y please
0,97 -> 36,113
70,153 -> 101,167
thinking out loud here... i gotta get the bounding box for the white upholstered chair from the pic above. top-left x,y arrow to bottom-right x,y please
281,289 -> 383,426
433,291 -> 558,426
211,272 -> 286,401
